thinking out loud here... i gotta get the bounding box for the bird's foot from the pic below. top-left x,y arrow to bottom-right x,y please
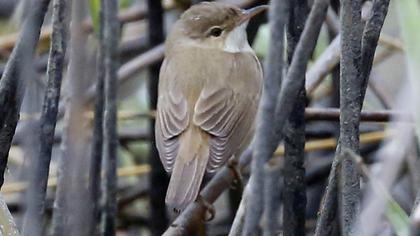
228,159 -> 243,190
196,196 -> 215,221
172,207 -> 181,215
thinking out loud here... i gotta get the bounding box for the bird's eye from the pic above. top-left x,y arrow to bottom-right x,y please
209,27 -> 223,37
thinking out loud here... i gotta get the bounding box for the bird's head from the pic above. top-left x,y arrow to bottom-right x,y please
167,2 -> 268,53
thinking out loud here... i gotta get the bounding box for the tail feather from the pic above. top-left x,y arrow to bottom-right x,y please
165,127 -> 209,211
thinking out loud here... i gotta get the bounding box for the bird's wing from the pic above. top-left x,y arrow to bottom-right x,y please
193,86 -> 258,172
155,88 -> 189,172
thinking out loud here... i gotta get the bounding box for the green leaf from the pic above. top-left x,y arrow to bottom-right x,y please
89,0 -> 133,37
385,199 -> 410,236
119,0 -> 133,9
252,23 -> 269,58
88,0 -> 101,36
313,27 -> 328,59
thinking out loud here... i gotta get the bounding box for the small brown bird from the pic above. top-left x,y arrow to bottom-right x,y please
155,2 -> 266,211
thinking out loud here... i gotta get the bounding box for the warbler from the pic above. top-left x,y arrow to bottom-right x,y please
155,2 -> 266,211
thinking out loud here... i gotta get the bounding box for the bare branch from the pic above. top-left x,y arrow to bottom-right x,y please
146,0 -> 169,235
315,1 -> 391,234
243,0 -> 288,233
360,0 -> 391,100
338,1 -> 364,233
22,0 -> 69,235
0,0 -> 51,189
100,0 -> 120,234
283,0 -> 309,235
88,3 -> 105,235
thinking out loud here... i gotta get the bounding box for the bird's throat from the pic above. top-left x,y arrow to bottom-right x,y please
223,22 -> 253,53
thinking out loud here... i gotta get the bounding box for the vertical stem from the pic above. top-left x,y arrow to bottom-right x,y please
146,0 -> 169,235
315,1 -> 390,235
283,1 -> 309,235
360,0 -> 391,103
22,0 -> 69,235
0,0 -> 51,189
51,0 -> 90,234
243,0 -> 288,234
263,161 -> 283,236
314,158 -> 340,236
89,5 -> 105,236
339,0 -> 363,234
100,0 -> 119,234
314,10 -> 341,236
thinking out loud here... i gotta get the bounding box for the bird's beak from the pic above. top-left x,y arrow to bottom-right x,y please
237,5 -> 268,26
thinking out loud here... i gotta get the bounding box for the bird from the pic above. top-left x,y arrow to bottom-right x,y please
155,2 -> 266,212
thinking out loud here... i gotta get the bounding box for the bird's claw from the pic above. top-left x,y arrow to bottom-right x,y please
196,196 -> 215,222
172,207 -> 181,215
228,159 -> 243,190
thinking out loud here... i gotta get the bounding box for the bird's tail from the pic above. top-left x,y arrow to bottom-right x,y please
165,126 -> 209,212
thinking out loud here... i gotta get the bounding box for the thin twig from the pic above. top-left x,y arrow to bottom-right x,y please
306,35 -> 340,94
21,0 -> 69,235
306,34 -> 397,95
315,1 -> 391,235
368,77 -> 392,109
338,1 -> 364,234
314,157 -> 339,236
263,159 -> 283,236
273,0 -> 329,139
51,0 -> 91,234
88,1 -> 106,235
305,108 -> 407,122
243,0 -> 288,234
146,0 -> 168,235
360,0 -> 391,102
0,0 -> 51,189
282,0 -> 309,235
100,0 -> 119,234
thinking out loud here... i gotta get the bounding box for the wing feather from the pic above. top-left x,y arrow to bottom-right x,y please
155,89 -> 189,172
193,87 -> 258,172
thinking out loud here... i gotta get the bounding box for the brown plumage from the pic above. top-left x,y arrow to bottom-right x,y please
155,2 -> 266,211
